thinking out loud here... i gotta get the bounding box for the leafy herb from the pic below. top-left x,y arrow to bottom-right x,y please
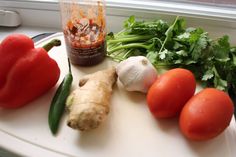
106,16 -> 236,97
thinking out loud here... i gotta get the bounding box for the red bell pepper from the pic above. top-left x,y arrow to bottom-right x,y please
0,34 -> 61,108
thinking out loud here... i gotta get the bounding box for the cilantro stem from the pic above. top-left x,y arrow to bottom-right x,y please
158,16 -> 179,54
108,35 -> 154,44
108,43 -> 150,53
122,49 -> 133,58
106,54 -> 124,62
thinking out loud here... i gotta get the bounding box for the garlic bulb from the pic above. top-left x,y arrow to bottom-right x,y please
116,56 -> 158,93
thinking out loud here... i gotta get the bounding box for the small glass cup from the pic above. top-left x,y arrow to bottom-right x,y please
59,0 -> 106,66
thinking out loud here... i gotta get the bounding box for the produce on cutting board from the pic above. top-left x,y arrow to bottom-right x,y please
0,32 -> 235,157
0,14 -> 235,154
116,56 -> 158,93
48,59 -> 73,135
66,67 -> 117,131
147,68 -> 196,118
0,34 -> 61,108
179,88 -> 234,141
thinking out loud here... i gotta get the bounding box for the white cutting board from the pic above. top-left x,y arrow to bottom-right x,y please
0,33 -> 235,157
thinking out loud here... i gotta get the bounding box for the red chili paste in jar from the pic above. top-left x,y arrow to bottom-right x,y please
64,17 -> 106,66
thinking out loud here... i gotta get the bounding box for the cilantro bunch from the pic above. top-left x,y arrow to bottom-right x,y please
106,16 -> 236,97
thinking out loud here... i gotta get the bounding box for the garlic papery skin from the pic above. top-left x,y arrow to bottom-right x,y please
116,56 -> 158,93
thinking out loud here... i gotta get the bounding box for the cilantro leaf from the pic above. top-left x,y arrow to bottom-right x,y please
212,35 -> 231,62
124,15 -> 136,29
190,29 -> 209,60
202,68 -> 214,81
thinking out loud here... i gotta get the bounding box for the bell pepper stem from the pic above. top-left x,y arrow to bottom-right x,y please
43,39 -> 61,52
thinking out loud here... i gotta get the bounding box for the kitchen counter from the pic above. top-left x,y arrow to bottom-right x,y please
0,26 -> 60,41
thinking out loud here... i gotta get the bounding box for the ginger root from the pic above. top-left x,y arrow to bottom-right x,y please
66,67 -> 117,131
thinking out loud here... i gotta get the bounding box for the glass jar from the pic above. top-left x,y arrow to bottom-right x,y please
59,0 -> 106,66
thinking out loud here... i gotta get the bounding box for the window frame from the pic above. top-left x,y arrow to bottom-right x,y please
1,0 -> 236,35
1,0 -> 236,21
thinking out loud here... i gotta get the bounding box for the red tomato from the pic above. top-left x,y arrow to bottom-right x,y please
147,68 -> 196,118
179,88 -> 234,141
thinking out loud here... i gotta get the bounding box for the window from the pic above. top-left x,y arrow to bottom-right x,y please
145,0 -> 236,7
176,0 -> 236,6
0,0 -> 236,30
